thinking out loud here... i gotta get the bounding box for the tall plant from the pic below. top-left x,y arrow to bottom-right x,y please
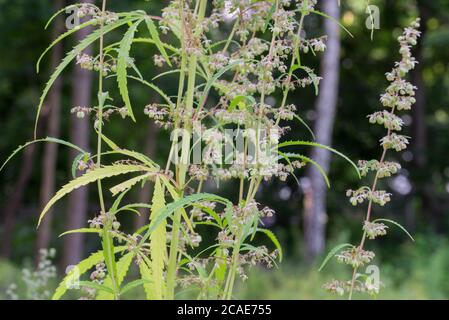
3,0 -> 410,300
321,18 -> 421,299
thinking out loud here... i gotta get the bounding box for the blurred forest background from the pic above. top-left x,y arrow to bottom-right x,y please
0,0 -> 448,299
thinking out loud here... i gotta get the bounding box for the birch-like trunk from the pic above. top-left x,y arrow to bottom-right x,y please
62,0 -> 94,268
303,0 -> 341,262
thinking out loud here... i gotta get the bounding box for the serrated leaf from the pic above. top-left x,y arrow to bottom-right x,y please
37,19 -> 97,73
161,176 -> 194,234
52,246 -> 127,300
110,173 -> 151,196
117,19 -> 144,122
35,16 -> 137,137
97,251 -> 135,300
138,256 -> 154,300
140,192 -> 231,247
145,17 -> 172,67
120,279 -> 152,296
149,177 -> 167,300
38,164 -> 153,227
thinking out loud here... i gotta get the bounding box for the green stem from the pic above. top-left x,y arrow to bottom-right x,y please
221,18 -> 239,54
166,0 -> 208,300
96,0 -> 119,300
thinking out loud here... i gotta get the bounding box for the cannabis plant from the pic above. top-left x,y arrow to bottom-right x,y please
2,0 -> 367,300
321,19 -> 421,299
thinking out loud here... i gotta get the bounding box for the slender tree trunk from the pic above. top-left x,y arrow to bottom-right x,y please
134,122 -> 158,229
410,1 -> 440,229
61,0 -> 94,269
35,0 -> 65,263
1,145 -> 36,258
303,0 -> 341,262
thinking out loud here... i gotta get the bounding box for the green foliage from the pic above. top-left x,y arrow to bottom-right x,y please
2,0 -> 432,302
117,19 -> 144,121
38,164 -> 156,226
148,177 -> 167,299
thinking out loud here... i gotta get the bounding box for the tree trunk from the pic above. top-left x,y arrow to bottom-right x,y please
303,0 -> 341,262
410,0 -> 430,225
61,0 -> 94,269
134,122 -> 158,229
35,0 -> 65,263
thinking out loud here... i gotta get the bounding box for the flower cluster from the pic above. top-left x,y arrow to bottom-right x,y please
358,160 -> 401,178
324,276 -> 382,297
336,247 -> 375,269
76,53 -> 118,76
380,133 -> 409,152
21,248 -> 57,300
368,110 -> 404,131
363,221 -> 388,240
76,3 -> 118,25
346,188 -> 392,206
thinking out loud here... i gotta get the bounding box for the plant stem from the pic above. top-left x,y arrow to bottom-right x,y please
166,0 -> 208,299
96,0 -> 119,300
348,107 -> 395,299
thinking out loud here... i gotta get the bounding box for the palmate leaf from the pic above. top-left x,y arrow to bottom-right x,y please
279,140 -> 361,178
38,164 -> 154,227
35,16 -> 138,137
117,18 -> 144,122
52,246 -> 127,300
149,177 -> 167,300
97,251 -> 135,300
145,17 -> 172,66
